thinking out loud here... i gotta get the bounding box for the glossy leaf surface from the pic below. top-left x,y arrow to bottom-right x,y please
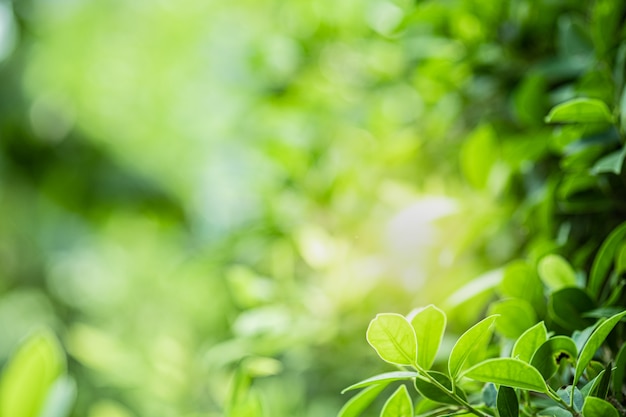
367,314 -> 417,366
463,358 -> 547,393
545,98 -> 613,124
409,305 -> 446,369
338,384 -> 387,417
342,372 -> 417,393
448,315 -> 497,378
380,385 -> 413,417
511,322 -> 548,363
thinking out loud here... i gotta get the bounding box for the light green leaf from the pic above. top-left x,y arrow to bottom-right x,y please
448,315 -> 498,378
338,384 -> 387,417
545,98 -> 613,124
575,311 -> 626,383
380,385 -> 413,417
489,299 -> 536,339
460,124 -> 498,189
366,313 -> 417,366
499,261 -> 545,316
581,396 -> 619,417
409,305 -> 446,369
413,371 -> 466,405
463,358 -> 548,393
530,336 -> 578,380
342,372 -> 417,393
590,147 -> 626,175
539,406 -> 573,417
512,322 -> 548,363
38,376 -> 77,417
589,221 -> 626,300
497,385 -> 519,417
0,330 -> 65,417
538,254 -> 577,290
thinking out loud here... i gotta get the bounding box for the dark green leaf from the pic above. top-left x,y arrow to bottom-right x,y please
612,343 -> 626,401
589,221 -> 626,300
545,98 -> 613,124
548,287 -> 595,331
338,384 -> 387,417
575,311 -> 626,383
342,372 -> 418,393
497,386 -> 518,417
530,336 -> 578,380
414,371 -> 466,405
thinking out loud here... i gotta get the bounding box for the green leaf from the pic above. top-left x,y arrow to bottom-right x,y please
38,376 -> 77,417
489,299 -> 537,339
380,385 -> 413,417
581,396 -> 619,417
462,358 -> 548,393
448,315 -> 498,379
589,221 -> 626,300
590,147 -> 626,175
497,386 -> 518,417
581,370 -> 605,399
0,330 -> 65,417
366,313 -> 417,366
530,336 -> 578,380
575,310 -> 626,383
499,261 -> 545,316
413,371 -> 466,405
342,372 -> 418,393
545,98 -> 613,124
557,386 -> 583,411
612,343 -> 626,401
548,287 -> 595,331
592,363 -> 611,399
539,406 -> 573,417
512,322 -> 548,363
409,305 -> 446,369
460,124 -> 498,189
338,384 -> 387,417
538,254 -> 577,290
482,383 -> 497,408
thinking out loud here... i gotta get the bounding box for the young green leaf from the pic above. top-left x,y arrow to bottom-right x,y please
342,372 -> 417,393
0,330 -> 65,417
414,371 -> 466,405
589,221 -> 626,300
537,254 -> 577,290
574,310 -> 626,383
497,386 -> 518,417
489,299 -> 536,339
366,313 -> 417,366
530,336 -> 578,380
545,98 -> 613,124
612,343 -> 626,401
409,305 -> 446,369
462,358 -> 547,393
581,396 -> 619,417
511,322 -> 548,363
380,385 -> 413,417
338,384 -> 387,417
448,315 -> 498,378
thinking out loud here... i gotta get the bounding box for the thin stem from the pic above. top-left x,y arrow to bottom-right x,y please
412,362 -> 493,417
546,386 -> 581,417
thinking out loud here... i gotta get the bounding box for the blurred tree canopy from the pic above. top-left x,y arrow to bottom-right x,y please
1,0 -> 625,416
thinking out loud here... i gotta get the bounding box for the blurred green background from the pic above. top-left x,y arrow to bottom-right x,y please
0,0 -> 613,416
